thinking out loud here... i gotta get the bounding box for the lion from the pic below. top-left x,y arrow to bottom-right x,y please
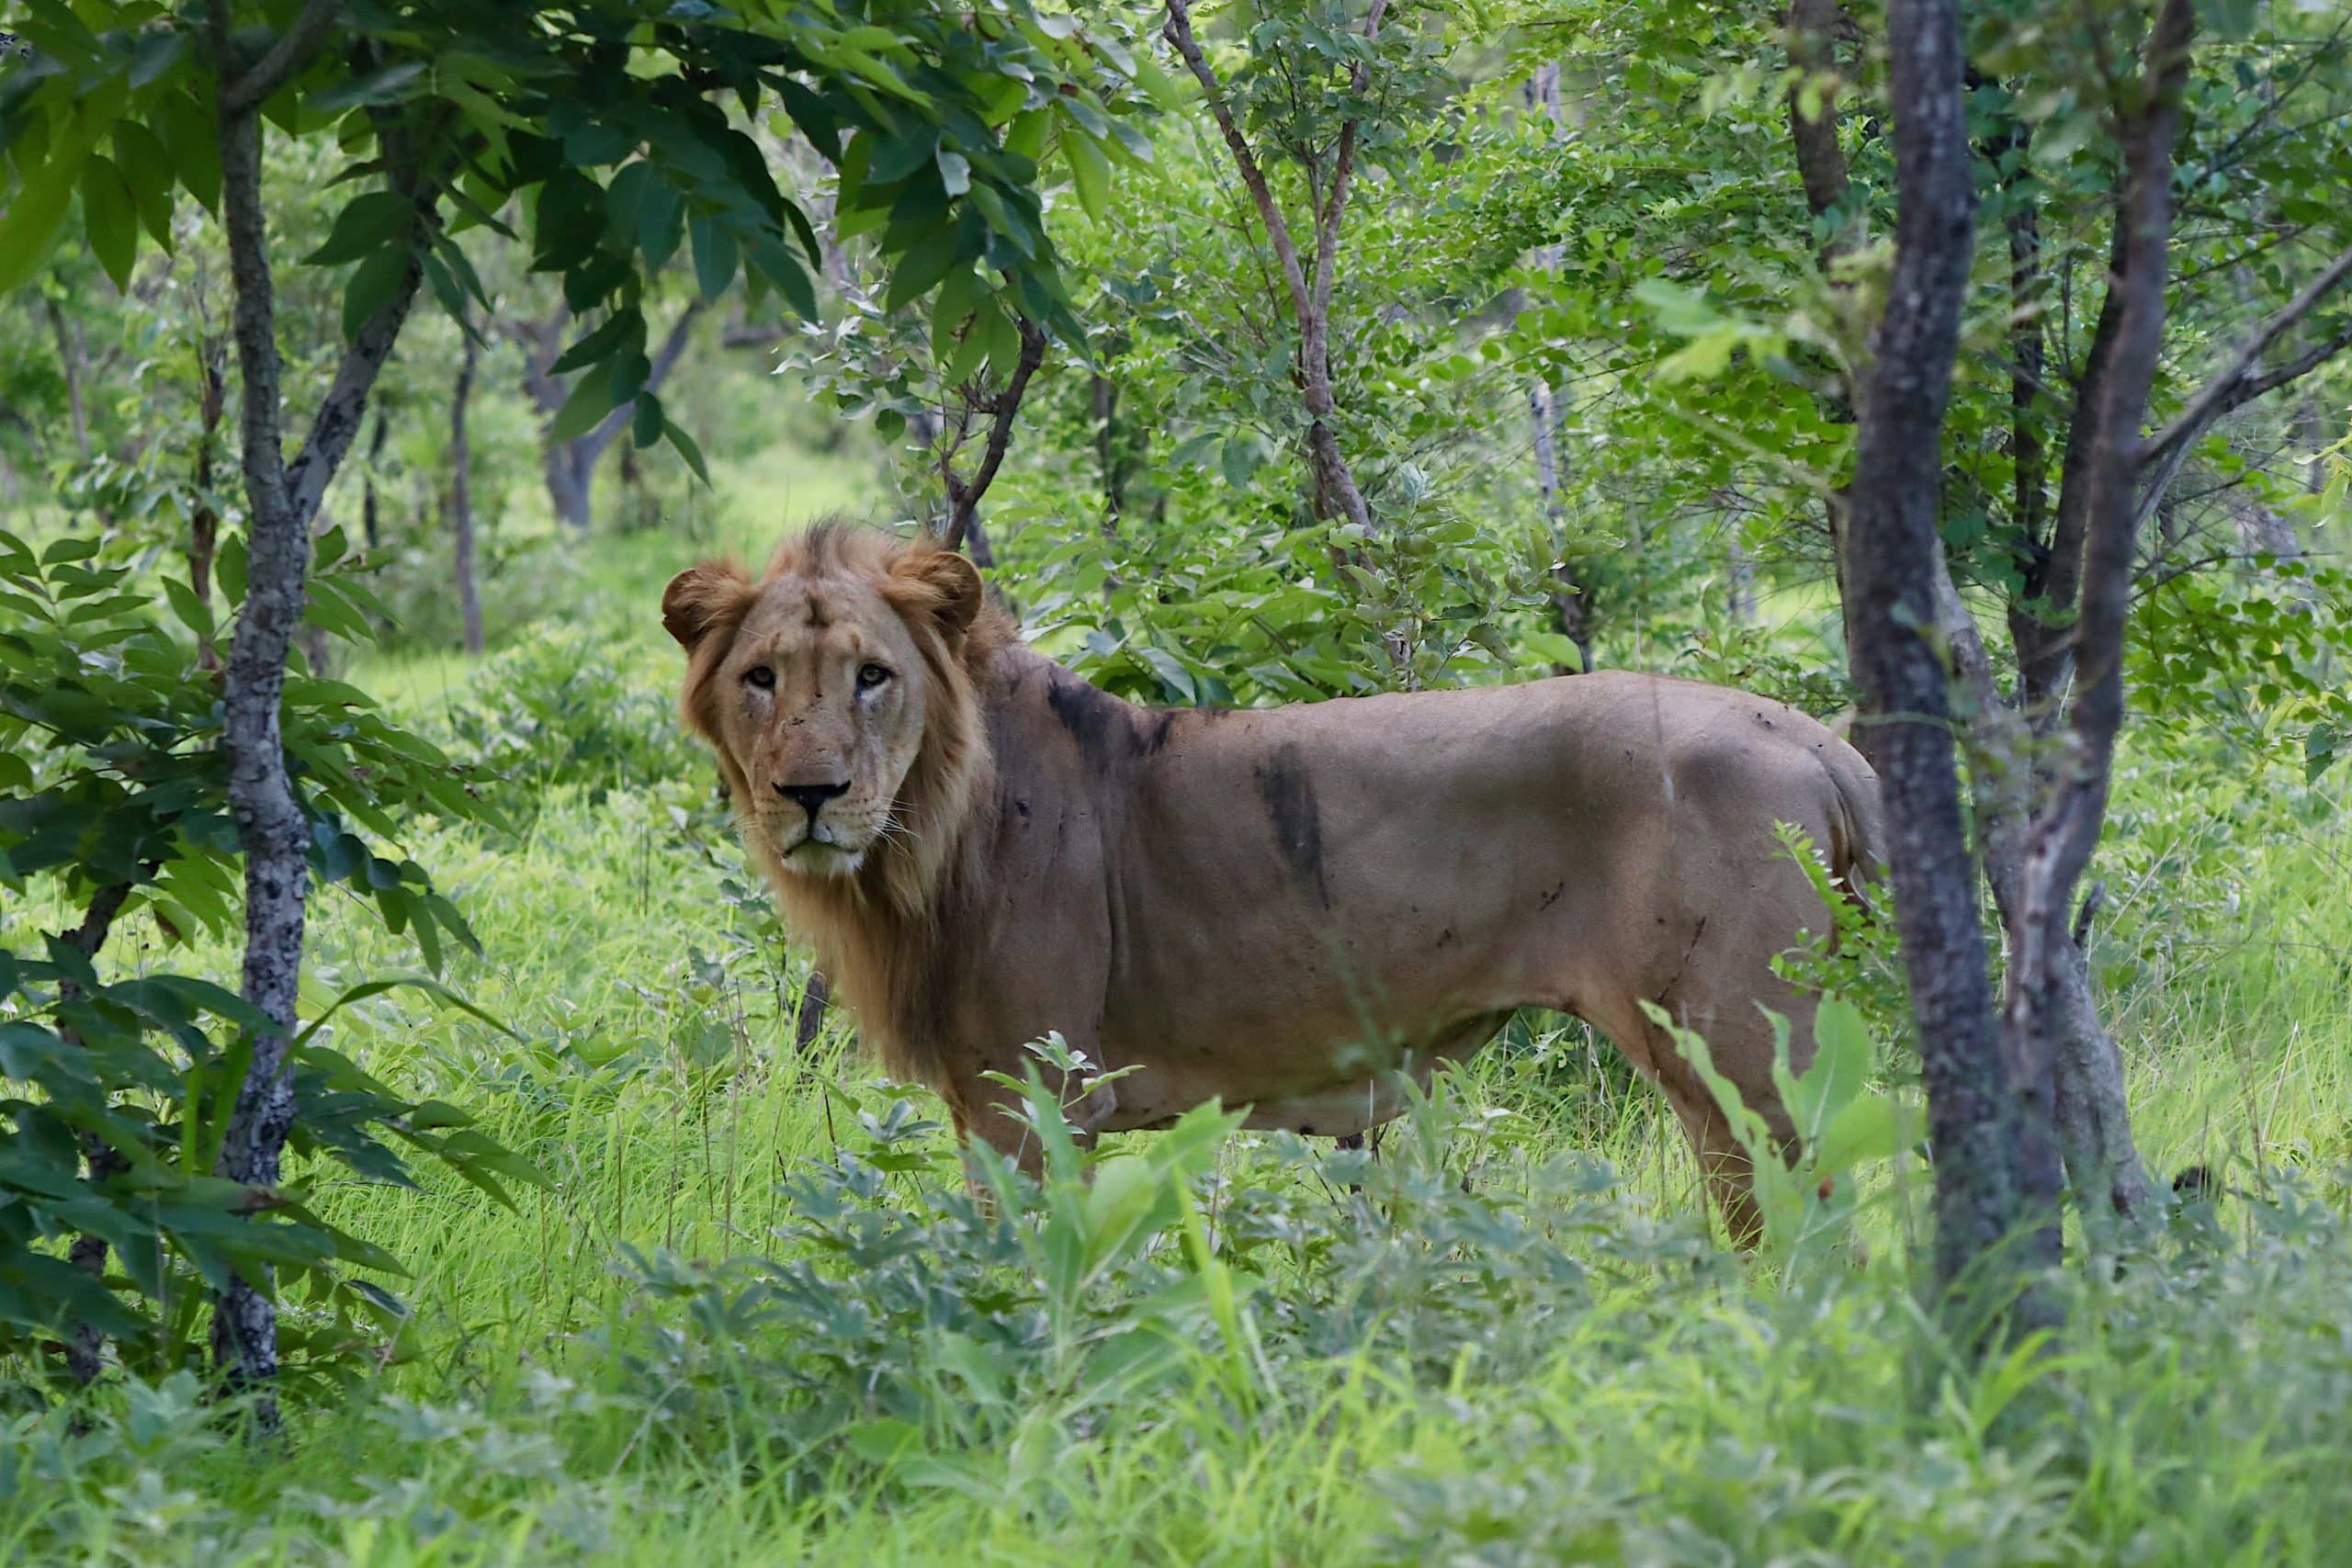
663,525 -> 1883,1241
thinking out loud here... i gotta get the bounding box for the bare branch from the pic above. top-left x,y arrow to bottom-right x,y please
220,0 -> 344,116
285,260 -> 424,526
2140,243 -> 2352,467
944,315 -> 1047,554
1162,0 -> 1314,328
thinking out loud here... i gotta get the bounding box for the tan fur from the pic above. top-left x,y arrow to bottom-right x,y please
667,525 -> 1884,1240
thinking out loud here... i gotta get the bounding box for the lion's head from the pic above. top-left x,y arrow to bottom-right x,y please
662,525 -> 1010,921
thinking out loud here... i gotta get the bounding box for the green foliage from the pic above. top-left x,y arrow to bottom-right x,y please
1647,997 -> 1926,1279
0,527 -> 541,1392
430,625 -> 701,809
0,1 -> 1156,471
2130,559 -> 2352,784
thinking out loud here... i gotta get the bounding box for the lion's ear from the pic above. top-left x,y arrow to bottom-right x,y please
662,562 -> 751,651
894,548 -> 984,643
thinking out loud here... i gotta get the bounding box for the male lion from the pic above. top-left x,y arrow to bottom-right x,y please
664,525 -> 1882,1241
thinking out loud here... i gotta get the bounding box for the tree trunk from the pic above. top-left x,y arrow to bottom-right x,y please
58,883 -> 135,1386
1164,0 -> 1384,540
44,297 -> 92,462
1845,0 -> 2062,1315
545,438 -> 594,532
209,11 -> 427,1426
189,339 -> 227,671
360,407 -> 389,552
448,323 -> 484,656
1783,0 -> 1867,667
2003,0 -> 2195,1250
515,299 -> 703,534
1091,371 -> 1124,534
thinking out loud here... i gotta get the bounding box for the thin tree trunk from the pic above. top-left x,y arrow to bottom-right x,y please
943,313 -> 1046,557
448,323 -> 483,656
44,298 -> 92,461
1524,62 -> 1594,673
360,407 -> 388,552
208,0 -> 427,1427
2005,0 -> 2196,1247
189,338 -> 227,671
1091,371 -> 1124,533
1846,0 -> 2062,1314
515,299 -> 703,534
58,882 -> 135,1385
1783,0 -> 1867,665
1163,0 -> 1385,538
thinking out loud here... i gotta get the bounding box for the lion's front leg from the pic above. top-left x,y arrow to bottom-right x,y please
946,1053 -> 1120,1196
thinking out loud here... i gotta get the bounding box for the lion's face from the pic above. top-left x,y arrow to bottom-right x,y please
664,536 -> 984,882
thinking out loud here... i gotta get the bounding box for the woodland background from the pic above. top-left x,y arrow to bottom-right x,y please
3,0 -> 2352,1561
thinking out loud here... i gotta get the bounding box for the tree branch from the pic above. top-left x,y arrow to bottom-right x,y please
1785,0 -> 1854,252
2139,242 -> 2352,467
219,0 -> 344,116
944,315 -> 1047,554
1163,0 -> 1314,330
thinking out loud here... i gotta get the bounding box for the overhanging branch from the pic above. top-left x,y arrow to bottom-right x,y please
219,0 -> 344,115
2140,242 -> 2352,468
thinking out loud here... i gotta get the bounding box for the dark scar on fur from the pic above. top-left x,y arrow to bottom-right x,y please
1045,674 -> 1200,766
1539,880 -> 1566,910
1254,749 -> 1331,908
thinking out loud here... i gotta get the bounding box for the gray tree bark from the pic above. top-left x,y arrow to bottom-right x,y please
513,300 -> 703,533
2003,0 -> 2197,1251
44,297 -> 92,461
448,321 -> 483,656
207,0 -> 425,1429
1844,0 -> 2063,1314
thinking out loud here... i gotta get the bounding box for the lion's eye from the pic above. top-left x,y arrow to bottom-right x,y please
856,663 -> 892,691
744,665 -> 775,690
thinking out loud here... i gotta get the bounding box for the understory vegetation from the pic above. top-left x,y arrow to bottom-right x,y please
6,0 -> 2352,1561
7,480 -> 2350,1562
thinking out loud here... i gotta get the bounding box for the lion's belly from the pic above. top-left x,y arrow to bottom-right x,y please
1092,1008 -> 1510,1135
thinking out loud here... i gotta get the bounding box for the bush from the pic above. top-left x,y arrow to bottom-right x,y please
431,627 -> 703,809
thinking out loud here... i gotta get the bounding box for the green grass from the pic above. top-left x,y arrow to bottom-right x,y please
8,471 -> 2352,1564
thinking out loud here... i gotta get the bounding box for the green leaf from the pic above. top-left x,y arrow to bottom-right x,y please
111,124 -> 177,249
153,94 -> 221,212
307,193 -> 415,267
292,976 -> 519,1051
1814,1095 -> 1921,1174
662,416 -> 710,485
2307,723 -> 2340,785
550,374 -> 619,443
1791,998 -> 1871,1139
81,154 -> 140,290
689,214 -> 740,300
342,245 -> 411,344
1064,130 -> 1111,221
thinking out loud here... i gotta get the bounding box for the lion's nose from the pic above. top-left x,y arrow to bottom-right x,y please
775,780 -> 850,823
